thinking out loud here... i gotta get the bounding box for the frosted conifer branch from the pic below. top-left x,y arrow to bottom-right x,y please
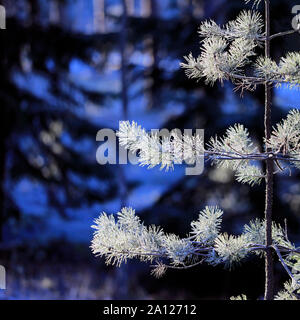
150,262 -> 168,278
243,218 -> 300,293
243,218 -> 295,250
266,109 -> 300,168
91,207 -> 300,283
91,207 -> 210,268
255,53 -> 300,88
207,124 -> 256,170
180,53 -> 203,80
273,245 -> 300,287
244,0 -> 262,8
212,233 -> 250,268
117,121 -> 300,184
275,281 -> 300,300
235,164 -> 264,186
117,121 -> 204,171
190,206 -> 223,244
207,124 -> 264,185
230,294 -> 248,300
199,11 -> 264,41
182,8 -> 300,91
181,36 -> 256,85
282,247 -> 300,291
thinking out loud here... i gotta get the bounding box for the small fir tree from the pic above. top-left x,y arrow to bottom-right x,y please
91,0 -> 300,300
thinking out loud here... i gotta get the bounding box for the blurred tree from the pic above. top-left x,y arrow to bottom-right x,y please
0,0 -> 120,241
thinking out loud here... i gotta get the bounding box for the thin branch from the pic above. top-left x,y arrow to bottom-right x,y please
226,72 -> 266,85
268,29 -> 299,41
273,245 -> 299,285
275,245 -> 300,255
227,72 -> 292,87
156,260 -> 204,271
204,151 -> 300,163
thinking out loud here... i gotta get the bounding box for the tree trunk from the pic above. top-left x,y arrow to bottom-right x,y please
116,0 -> 130,300
264,0 -> 274,301
126,0 -> 135,16
139,0 -> 150,17
0,12 -> 7,241
93,0 -> 106,33
0,130 -> 6,242
119,0 -> 129,208
49,0 -> 61,25
120,0 -> 128,118
149,0 -> 159,109
187,0 -> 194,18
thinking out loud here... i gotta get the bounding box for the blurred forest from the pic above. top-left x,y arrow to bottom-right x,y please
0,0 -> 300,300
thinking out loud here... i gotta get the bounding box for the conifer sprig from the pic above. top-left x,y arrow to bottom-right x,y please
91,207 -> 300,280
117,120 -> 204,171
181,7 -> 300,91
181,36 -> 257,85
199,10 -> 264,41
118,120 -> 300,186
255,53 -> 300,88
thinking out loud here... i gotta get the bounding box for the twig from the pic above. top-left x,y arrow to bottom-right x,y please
165,260 -> 203,270
268,29 -> 299,41
273,244 -> 299,286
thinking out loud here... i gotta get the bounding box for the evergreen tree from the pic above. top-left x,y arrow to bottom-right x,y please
0,0 -> 120,241
92,0 -> 300,300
